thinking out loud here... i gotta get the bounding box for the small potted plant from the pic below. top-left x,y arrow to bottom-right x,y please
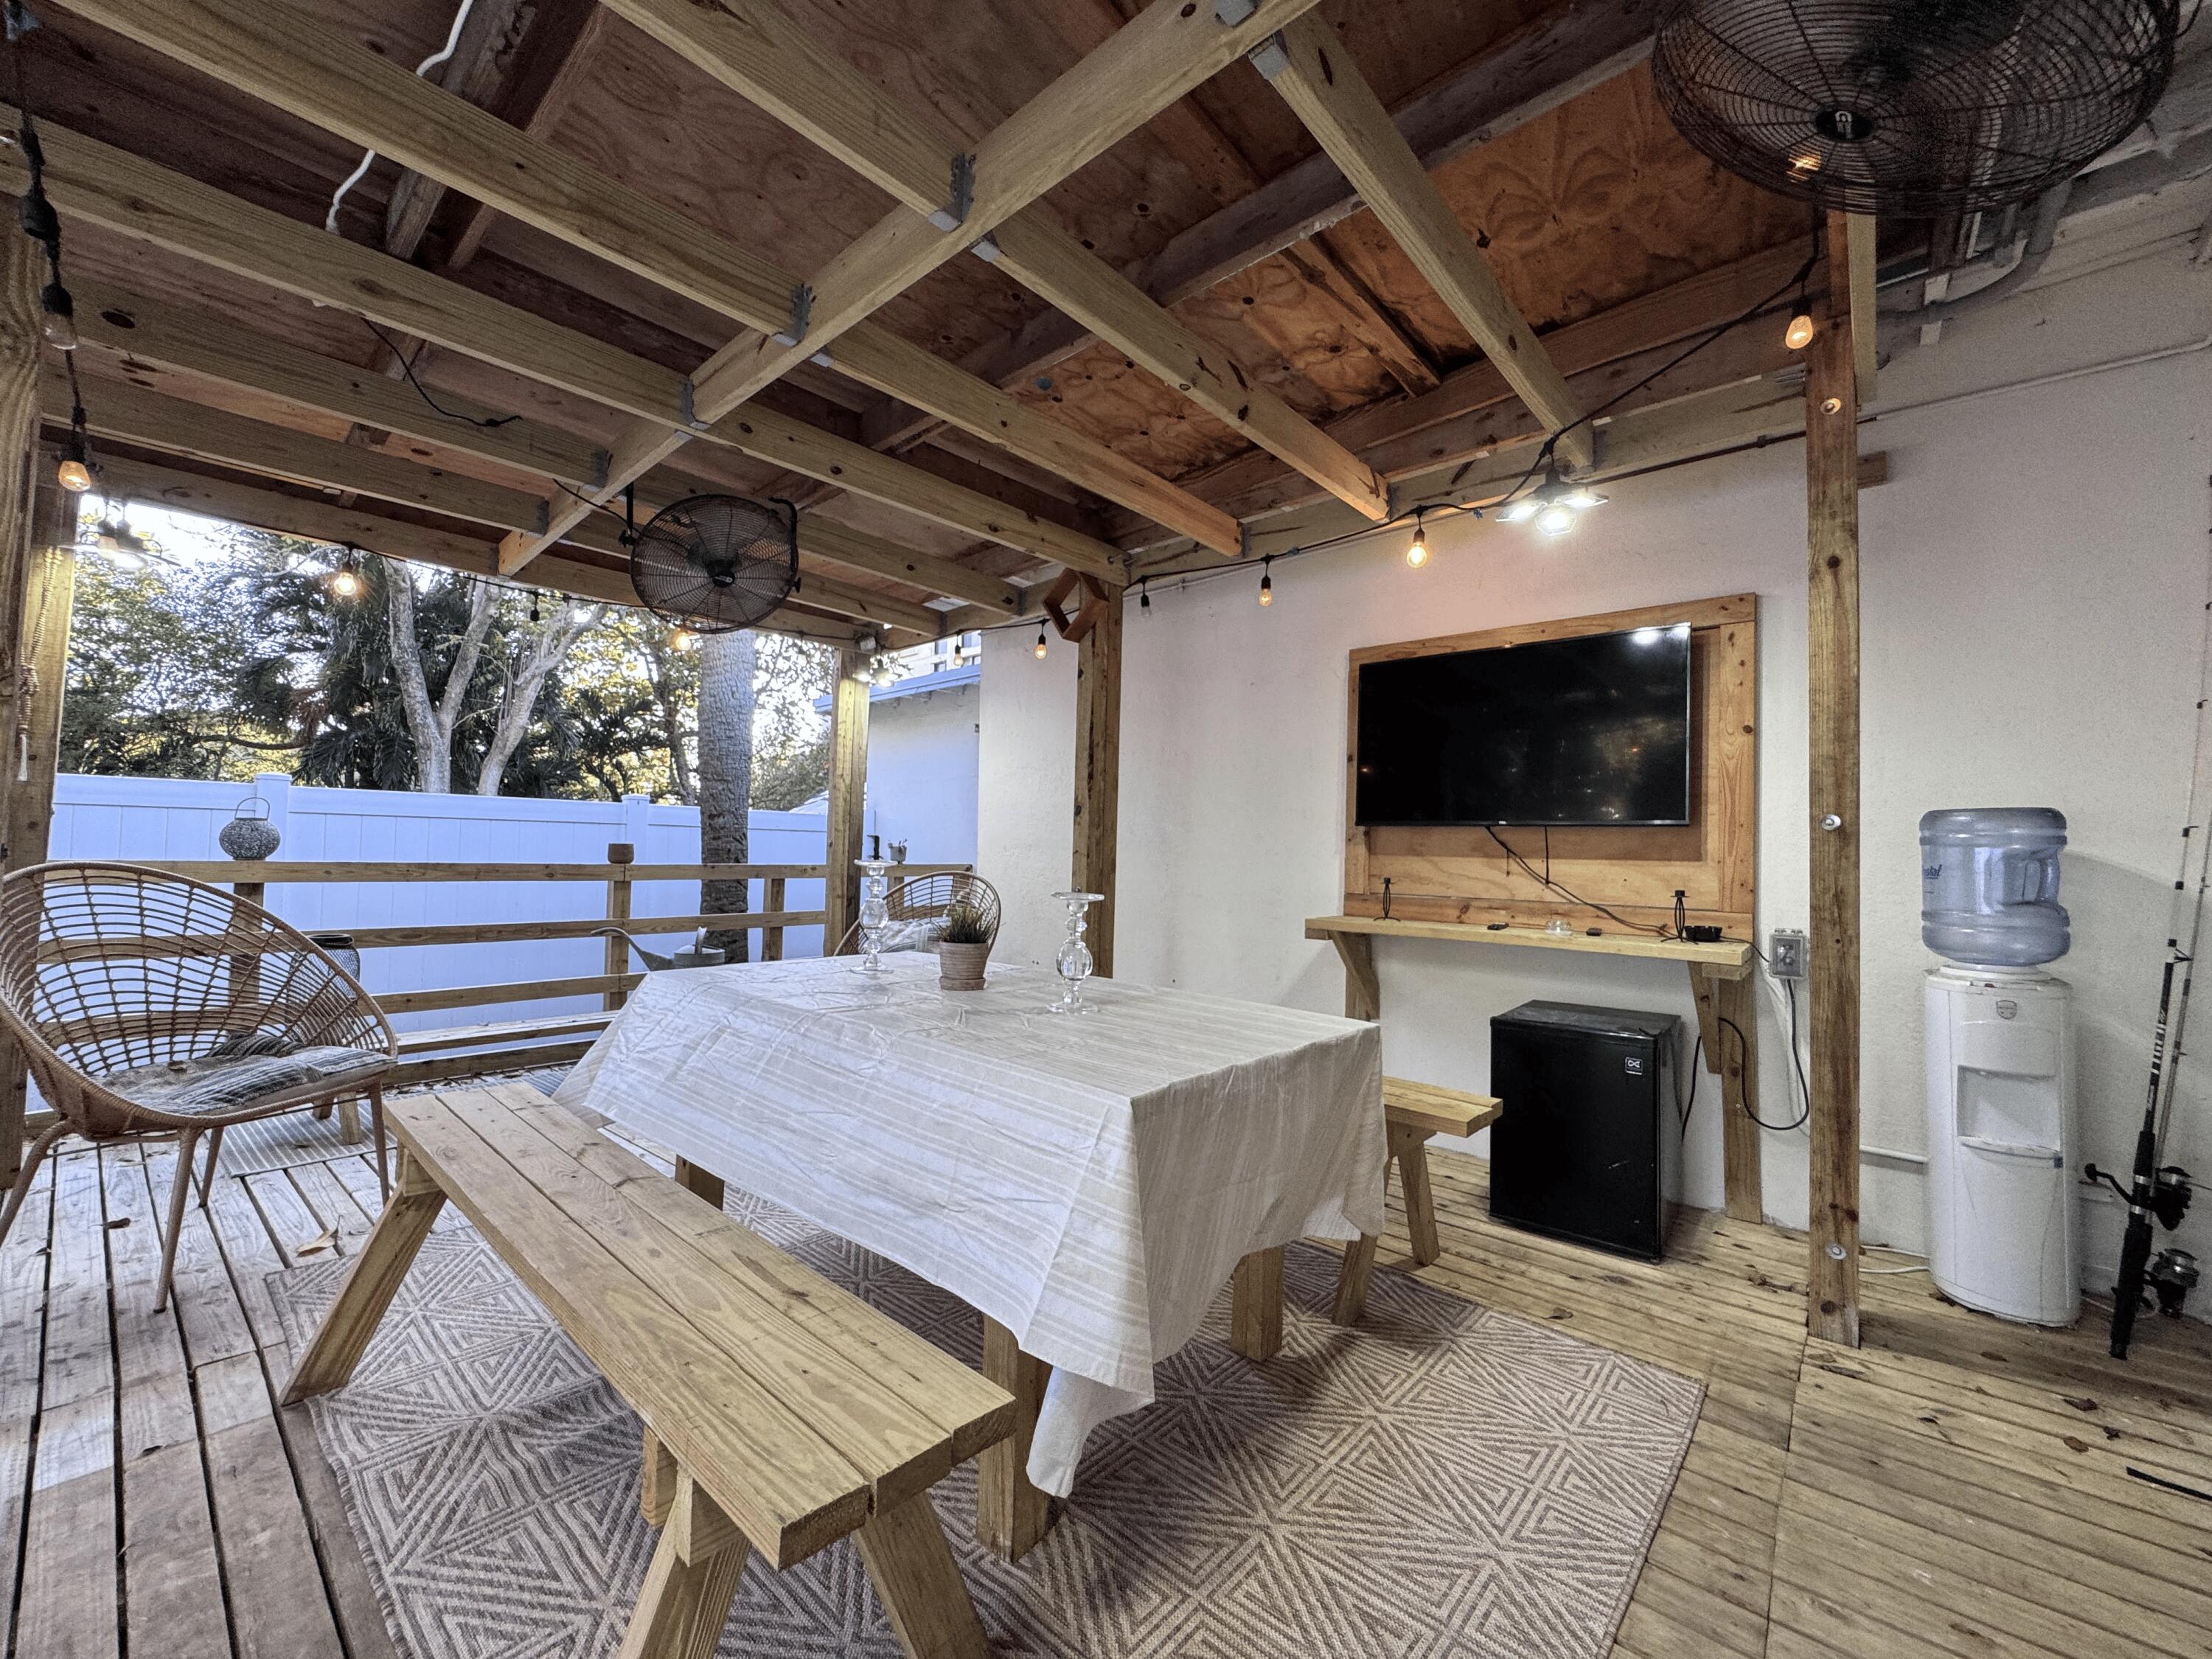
937,900 -> 993,991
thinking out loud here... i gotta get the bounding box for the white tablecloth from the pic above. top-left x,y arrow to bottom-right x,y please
554,954 -> 1385,1493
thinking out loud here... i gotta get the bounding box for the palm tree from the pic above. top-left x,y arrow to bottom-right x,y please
695,628 -> 757,959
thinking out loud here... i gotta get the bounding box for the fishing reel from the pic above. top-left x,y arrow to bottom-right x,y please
2085,1162 -> 2194,1230
2150,1248 -> 2200,1319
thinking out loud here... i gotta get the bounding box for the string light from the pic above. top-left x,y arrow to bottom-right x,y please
329,559 -> 364,599
528,590 -> 541,624
1033,625 -> 1048,659
1783,259 -> 1815,351
669,625 -> 698,654
1496,464 -> 1606,538
1138,577 -> 1150,613
38,279 -> 72,350
1257,555 -> 1273,607
1405,507 -> 1430,568
54,432 -> 90,493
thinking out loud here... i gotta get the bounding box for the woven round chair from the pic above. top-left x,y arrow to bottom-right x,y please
0,862 -> 397,1311
835,872 -> 1002,956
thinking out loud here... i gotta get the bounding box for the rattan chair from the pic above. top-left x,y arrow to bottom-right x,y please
835,872 -> 1001,956
0,862 -> 398,1310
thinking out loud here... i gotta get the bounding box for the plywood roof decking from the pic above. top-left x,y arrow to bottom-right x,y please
20,0 -> 1811,623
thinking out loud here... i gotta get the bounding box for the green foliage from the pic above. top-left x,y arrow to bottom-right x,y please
63,517 -> 839,805
939,900 -> 991,945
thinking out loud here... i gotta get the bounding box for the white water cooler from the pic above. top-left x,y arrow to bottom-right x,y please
1924,967 -> 2079,1324
1920,808 -> 2080,1326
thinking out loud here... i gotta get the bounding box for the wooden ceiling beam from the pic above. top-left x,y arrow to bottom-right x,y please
56,0 -> 1241,568
602,0 -> 1386,525
0,113 -> 1123,577
1113,239 -> 1819,542
381,0 -> 536,262
1260,13 -> 1594,470
907,0 -> 1658,448
69,277 -> 1023,615
78,449 -> 914,649
72,277 -> 609,489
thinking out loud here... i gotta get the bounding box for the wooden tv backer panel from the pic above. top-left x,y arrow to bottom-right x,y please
1343,593 -> 1757,936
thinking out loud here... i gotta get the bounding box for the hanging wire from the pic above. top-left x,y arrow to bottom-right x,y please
8,4 -> 99,498
362,316 -> 518,429
324,0 -> 477,232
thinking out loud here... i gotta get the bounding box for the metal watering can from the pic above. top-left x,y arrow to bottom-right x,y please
591,927 -> 726,973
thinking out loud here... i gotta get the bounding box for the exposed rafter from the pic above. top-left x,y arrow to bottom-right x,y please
56,0 -> 1253,566
0,114 -> 1126,577
1260,13 -> 1595,470
71,280 -> 1026,616
910,0 -> 1659,439
600,0 -> 1388,526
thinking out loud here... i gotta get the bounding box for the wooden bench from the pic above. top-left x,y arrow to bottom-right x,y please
284,1082 -> 1016,1659
1332,1077 -> 1503,1324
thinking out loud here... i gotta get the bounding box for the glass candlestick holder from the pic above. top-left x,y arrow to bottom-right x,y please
853,858 -> 893,972
1048,890 -> 1105,1014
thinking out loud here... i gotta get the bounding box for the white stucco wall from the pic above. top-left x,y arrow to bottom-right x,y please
981,230 -> 2212,1294
865,676 -> 979,866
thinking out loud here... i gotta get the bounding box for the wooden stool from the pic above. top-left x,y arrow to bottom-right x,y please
1332,1079 -> 1501,1324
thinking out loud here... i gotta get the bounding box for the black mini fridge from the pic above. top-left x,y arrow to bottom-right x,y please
1489,1001 -> 1683,1262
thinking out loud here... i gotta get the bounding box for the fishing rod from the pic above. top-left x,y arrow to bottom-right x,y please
2085,479 -> 2212,1357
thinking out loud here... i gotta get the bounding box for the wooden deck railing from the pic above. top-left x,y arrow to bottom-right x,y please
135,846 -> 972,1024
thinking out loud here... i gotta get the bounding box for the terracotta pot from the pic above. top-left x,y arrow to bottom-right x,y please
939,940 -> 991,991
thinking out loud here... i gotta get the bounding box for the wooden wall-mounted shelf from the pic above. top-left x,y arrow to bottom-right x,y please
1305,914 -> 1753,976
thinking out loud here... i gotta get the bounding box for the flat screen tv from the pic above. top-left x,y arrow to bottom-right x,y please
1354,624 -> 1693,827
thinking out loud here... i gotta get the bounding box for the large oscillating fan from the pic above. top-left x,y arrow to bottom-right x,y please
625,493 -> 799,633
1652,1 -> 2180,218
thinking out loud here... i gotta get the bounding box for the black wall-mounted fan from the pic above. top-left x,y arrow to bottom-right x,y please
626,494 -> 799,633
1652,1 -> 2180,218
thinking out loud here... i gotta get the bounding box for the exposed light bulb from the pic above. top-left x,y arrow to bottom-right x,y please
1034,626 -> 1048,659
330,566 -> 364,599
55,455 -> 91,493
1784,310 -> 1815,351
1534,501 -> 1576,538
669,625 -> 698,654
39,281 -> 75,351
1405,512 -> 1429,569
1257,557 -> 1273,607
1138,580 -> 1151,612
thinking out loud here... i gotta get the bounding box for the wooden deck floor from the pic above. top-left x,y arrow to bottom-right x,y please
4,1103 -> 2211,1659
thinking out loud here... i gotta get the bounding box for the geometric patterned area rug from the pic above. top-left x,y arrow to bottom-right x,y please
269,1206 -> 1701,1659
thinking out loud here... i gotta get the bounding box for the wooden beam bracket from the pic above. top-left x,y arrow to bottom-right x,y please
1042,571 -> 1110,643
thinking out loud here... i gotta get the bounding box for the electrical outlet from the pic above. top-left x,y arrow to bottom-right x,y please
1769,929 -> 1808,981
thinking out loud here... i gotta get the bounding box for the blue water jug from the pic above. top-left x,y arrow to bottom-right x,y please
1919,808 -> 2069,967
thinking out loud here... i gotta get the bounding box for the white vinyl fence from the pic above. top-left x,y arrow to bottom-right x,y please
50,772 -> 868,1031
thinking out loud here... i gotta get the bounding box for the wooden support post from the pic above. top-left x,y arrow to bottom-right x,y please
1806,209 -> 1864,1346
759,874 -> 786,961
604,840 -> 635,1010
976,1316 -> 1051,1562
823,650 -> 870,956
0,227 -> 41,1180
0,487 -> 74,1179
1072,584 -> 1122,978
1333,932 -> 1380,1021
1690,965 -> 1764,1223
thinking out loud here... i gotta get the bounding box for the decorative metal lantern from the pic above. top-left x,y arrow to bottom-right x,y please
218,796 -> 281,861
307,933 -> 361,978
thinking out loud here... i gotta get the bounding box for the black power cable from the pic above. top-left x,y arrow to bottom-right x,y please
1484,824 -> 1672,937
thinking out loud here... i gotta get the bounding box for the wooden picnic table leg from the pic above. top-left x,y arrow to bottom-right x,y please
640,1426 -> 680,1526
619,1472 -> 749,1659
1231,1245 -> 1284,1361
1331,1234 -> 1380,1326
857,1487 -> 991,1659
976,1316 -> 1051,1562
281,1150 -> 446,1403
672,1159 -> 724,1212
1391,1123 -> 1442,1267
